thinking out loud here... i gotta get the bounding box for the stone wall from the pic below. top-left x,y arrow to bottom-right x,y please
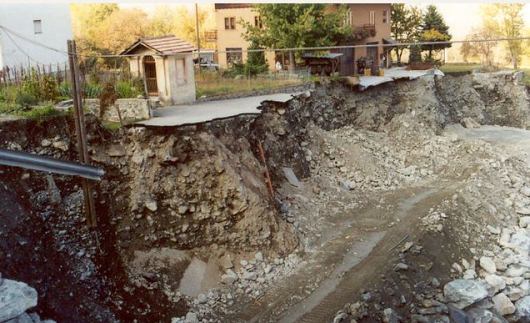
84,98 -> 150,123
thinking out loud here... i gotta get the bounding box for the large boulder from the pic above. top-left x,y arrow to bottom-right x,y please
0,279 -> 38,321
444,279 -> 488,309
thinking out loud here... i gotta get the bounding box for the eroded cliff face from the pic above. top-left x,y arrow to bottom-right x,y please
97,125 -> 299,258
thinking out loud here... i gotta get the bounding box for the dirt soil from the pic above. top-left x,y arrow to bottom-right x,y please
0,71 -> 529,322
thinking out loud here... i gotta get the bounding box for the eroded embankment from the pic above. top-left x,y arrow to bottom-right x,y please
0,71 -> 528,322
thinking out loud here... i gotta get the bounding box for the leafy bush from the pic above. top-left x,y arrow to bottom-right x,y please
115,80 -> 142,98
21,71 -> 42,100
40,75 -> 59,102
58,82 -> 71,99
83,82 -> 103,99
15,91 -> 38,108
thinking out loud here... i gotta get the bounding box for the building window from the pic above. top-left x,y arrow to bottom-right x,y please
224,17 -> 236,30
343,8 -> 352,26
33,20 -> 42,34
369,11 -> 375,25
254,16 -> 263,29
226,48 -> 242,66
383,10 -> 388,24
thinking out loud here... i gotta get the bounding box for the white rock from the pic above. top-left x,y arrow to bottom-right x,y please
506,265 -> 528,277
463,269 -> 476,280
520,216 -> 530,228
145,200 -> 157,212
185,312 -> 199,323
0,279 -> 38,322
516,296 -> 530,317
520,186 -> 530,197
479,257 -> 496,274
221,270 -> 238,285
485,274 -> 506,294
492,293 -> 515,315
255,252 -> 264,262
196,294 -> 207,304
506,286 -> 525,301
444,279 -> 488,309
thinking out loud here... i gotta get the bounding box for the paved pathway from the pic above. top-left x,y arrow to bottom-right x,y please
137,92 -> 309,127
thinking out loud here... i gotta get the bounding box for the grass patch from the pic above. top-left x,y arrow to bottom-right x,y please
102,120 -> 122,131
0,100 -> 61,120
439,63 -> 482,74
15,104 -> 61,119
196,77 -> 305,98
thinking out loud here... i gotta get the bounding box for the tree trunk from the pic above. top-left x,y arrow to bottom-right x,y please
288,51 -> 295,74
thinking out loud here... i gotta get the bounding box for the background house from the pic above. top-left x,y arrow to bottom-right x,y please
212,3 -> 392,73
214,4 -> 276,70
0,3 -> 72,69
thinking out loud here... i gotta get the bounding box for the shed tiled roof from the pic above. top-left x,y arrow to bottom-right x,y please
121,35 -> 195,56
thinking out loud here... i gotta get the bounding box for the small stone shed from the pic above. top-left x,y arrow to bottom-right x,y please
121,35 -> 196,105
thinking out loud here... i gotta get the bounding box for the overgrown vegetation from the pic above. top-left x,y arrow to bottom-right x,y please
0,67 -> 145,119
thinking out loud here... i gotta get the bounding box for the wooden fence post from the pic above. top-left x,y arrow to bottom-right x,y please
67,39 -> 98,228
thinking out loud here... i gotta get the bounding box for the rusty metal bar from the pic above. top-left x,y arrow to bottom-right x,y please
257,140 -> 274,199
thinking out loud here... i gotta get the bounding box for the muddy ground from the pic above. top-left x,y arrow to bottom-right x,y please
0,71 -> 529,322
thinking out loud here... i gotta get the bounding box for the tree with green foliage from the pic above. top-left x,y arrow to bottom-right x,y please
391,4 -> 423,64
419,5 -> 452,60
242,4 -> 351,72
244,43 -> 268,76
482,4 -> 526,69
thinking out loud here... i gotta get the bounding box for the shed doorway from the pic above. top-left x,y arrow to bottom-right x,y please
143,56 -> 158,96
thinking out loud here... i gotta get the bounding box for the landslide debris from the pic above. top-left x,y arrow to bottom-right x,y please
0,71 -> 529,322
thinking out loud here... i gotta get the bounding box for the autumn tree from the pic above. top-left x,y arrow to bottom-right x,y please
419,5 -> 452,60
242,4 -> 351,72
390,4 -> 423,64
99,9 -> 149,54
460,28 -> 497,66
482,4 -> 526,69
70,4 -> 119,56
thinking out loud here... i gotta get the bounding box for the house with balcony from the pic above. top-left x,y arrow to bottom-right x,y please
211,3 -> 392,74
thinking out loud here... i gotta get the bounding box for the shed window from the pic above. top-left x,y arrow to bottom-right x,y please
224,17 -> 236,30
226,47 -> 242,66
33,20 -> 42,34
369,11 -> 375,25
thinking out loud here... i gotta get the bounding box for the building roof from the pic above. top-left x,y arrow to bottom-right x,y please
214,4 -> 252,10
120,35 -> 195,56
